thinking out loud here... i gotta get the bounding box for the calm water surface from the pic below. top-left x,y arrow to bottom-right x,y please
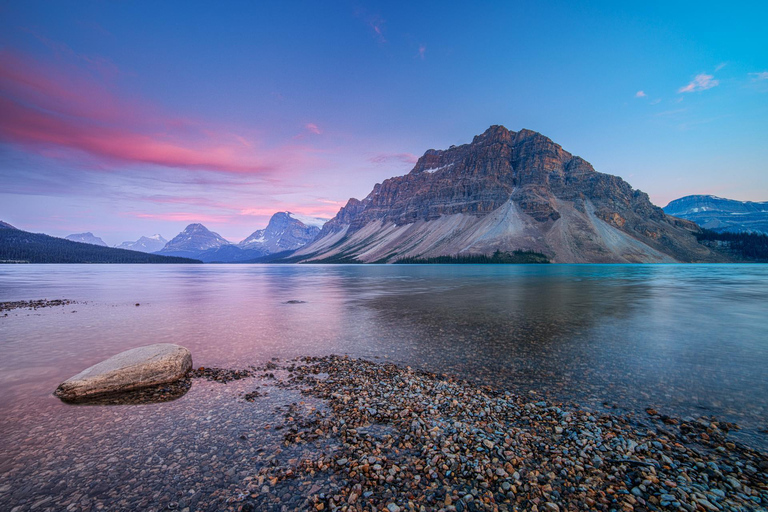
1,264 -> 767,509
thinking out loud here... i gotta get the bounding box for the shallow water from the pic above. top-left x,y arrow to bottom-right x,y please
1,263 -> 767,509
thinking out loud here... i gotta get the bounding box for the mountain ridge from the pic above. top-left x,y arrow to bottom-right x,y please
65,232 -> 107,247
664,195 -> 768,235
116,234 -> 168,253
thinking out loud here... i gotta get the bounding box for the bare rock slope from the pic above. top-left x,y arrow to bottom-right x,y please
294,126 -> 726,263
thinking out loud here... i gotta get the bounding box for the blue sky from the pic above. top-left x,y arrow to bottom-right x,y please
1,0 -> 766,244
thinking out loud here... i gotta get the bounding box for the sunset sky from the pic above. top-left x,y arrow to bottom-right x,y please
1,1 -> 766,245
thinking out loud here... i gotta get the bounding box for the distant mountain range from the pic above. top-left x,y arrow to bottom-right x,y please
0,223 -> 199,264
663,195 -> 768,235
293,125 -> 727,263
65,232 -> 107,246
116,234 -> 168,253
0,211 -> 327,264
156,212 -> 326,262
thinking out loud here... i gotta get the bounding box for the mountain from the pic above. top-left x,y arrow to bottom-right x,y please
238,212 -> 325,254
663,195 -> 768,235
116,234 -> 168,253
65,232 -> 107,246
0,225 -> 199,264
156,223 -> 230,259
292,125 -> 727,263
159,214 -> 326,263
0,221 -> 17,230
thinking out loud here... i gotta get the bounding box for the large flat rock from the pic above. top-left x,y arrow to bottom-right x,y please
54,344 -> 193,402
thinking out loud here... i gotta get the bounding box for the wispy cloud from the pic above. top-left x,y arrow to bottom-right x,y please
368,14 -> 387,43
715,62 -> 727,72
749,71 -> 768,81
678,73 -> 719,93
635,90 -> 646,98
654,108 -> 687,118
370,152 -> 419,165
126,212 -> 235,224
23,27 -> 120,78
305,123 -> 322,135
417,45 -> 426,60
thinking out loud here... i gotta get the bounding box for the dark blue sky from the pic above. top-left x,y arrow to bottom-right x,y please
1,0 -> 766,244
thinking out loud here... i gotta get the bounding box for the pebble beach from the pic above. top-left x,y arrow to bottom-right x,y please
238,356 -> 768,511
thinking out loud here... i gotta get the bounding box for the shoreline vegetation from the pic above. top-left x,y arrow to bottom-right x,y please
227,356 -> 767,511
695,230 -> 768,262
393,250 -> 550,265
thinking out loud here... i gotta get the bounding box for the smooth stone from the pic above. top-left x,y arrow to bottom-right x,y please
54,344 -> 192,401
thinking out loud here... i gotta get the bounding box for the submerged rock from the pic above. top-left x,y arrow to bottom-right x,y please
54,344 -> 192,402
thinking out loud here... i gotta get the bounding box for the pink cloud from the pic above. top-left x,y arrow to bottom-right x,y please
418,45 -> 426,60
370,152 -> 419,165
635,90 -> 646,98
0,48 -> 312,174
678,73 -> 719,93
127,212 -> 236,224
305,123 -> 322,135
240,203 -> 340,218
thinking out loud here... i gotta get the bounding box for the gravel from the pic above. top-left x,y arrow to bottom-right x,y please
236,356 -> 767,511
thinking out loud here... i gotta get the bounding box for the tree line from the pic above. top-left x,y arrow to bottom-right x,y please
0,229 -> 199,264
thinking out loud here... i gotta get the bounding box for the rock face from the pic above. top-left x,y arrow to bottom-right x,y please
157,223 -> 230,259
293,125 -> 728,263
116,234 -> 168,253
238,212 -> 325,254
65,232 -> 108,247
54,344 -> 193,402
664,195 -> 768,234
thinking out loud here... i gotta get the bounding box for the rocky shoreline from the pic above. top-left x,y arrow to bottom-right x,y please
2,356 -> 766,512
232,356 -> 767,512
0,299 -> 78,313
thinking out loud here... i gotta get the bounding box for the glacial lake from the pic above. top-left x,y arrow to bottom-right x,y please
1,263 -> 767,509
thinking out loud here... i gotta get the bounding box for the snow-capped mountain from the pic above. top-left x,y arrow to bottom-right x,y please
116,234 -> 168,253
156,224 -> 230,259
664,195 -> 768,234
239,212 -> 325,253
154,214 -> 326,262
65,232 -> 107,247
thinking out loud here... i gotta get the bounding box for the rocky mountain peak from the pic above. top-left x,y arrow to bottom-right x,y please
471,124 -> 515,145
238,211 -> 325,254
296,125 -> 725,263
159,223 -> 229,255
183,223 -> 208,233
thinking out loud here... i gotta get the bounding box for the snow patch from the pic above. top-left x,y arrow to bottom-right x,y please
424,163 -> 454,174
287,212 -> 328,228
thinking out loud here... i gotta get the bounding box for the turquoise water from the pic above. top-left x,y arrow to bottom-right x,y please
1,263 -> 767,449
